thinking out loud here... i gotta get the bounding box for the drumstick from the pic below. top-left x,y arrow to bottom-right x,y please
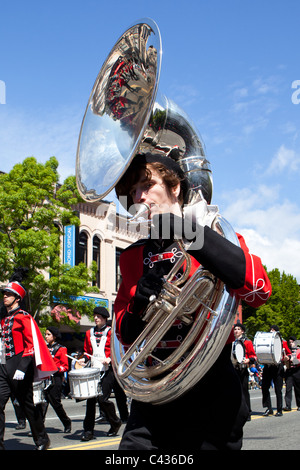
84,352 -> 101,360
66,354 -> 83,363
85,352 -> 111,364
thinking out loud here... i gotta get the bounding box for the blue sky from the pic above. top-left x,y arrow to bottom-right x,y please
1,0 -> 300,282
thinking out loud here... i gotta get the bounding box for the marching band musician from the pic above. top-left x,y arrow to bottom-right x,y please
79,306 -> 122,441
114,153 -> 272,451
233,323 -> 257,421
262,325 -> 291,417
283,336 -> 300,411
43,326 -> 72,433
0,272 -> 57,450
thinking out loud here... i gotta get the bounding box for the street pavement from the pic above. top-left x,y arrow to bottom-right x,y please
2,388 -> 300,451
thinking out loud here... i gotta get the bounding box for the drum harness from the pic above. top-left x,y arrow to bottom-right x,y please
89,326 -> 111,392
233,334 -> 247,370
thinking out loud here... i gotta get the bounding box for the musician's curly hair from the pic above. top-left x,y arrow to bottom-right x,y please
116,155 -> 185,209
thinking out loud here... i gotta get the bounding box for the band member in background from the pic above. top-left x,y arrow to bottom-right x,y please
283,335 -> 300,412
79,307 -> 121,441
233,323 -> 257,421
114,152 -> 272,451
262,325 -> 291,417
42,326 -> 72,433
106,319 -> 129,423
0,274 -> 57,450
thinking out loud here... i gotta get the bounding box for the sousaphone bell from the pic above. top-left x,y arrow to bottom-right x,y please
75,18 -> 239,405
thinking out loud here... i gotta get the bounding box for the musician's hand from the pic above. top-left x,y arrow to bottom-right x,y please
78,358 -> 86,366
13,370 -> 25,380
102,357 -> 111,365
131,272 -> 164,315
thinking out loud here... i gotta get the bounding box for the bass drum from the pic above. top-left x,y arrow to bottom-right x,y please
253,331 -> 282,365
231,339 -> 245,366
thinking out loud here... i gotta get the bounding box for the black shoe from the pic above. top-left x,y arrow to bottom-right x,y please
64,425 -> 72,433
283,407 -> 291,411
262,408 -> 273,416
95,415 -> 108,424
35,438 -> 51,450
107,420 -> 122,437
81,431 -> 95,441
275,411 -> 283,416
15,422 -> 26,430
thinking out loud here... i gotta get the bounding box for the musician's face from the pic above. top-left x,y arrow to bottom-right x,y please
94,314 -> 106,328
45,330 -> 55,344
129,168 -> 181,217
234,326 -> 243,338
3,291 -> 19,310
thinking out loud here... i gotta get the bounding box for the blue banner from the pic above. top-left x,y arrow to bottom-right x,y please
64,225 -> 75,266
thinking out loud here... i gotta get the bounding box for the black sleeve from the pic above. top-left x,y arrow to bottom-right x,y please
187,225 -> 246,289
18,355 -> 33,374
120,311 -> 146,344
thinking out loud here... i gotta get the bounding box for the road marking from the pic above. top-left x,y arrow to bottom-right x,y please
250,407 -> 298,420
51,436 -> 121,450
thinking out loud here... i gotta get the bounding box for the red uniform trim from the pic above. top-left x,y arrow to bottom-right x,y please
114,235 -> 271,346
84,327 -> 111,358
51,346 -> 69,373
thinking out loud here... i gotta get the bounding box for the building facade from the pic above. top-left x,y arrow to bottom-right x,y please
57,198 -> 148,344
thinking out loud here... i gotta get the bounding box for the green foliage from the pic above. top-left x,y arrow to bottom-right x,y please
244,268 -> 300,340
0,157 -> 99,326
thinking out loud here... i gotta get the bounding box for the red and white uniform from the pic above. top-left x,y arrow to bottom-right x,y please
243,338 -> 257,361
1,307 -> 57,380
83,326 -> 111,371
282,339 -> 292,359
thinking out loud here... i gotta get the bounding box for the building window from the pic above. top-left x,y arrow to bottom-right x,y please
78,231 -> 88,265
115,247 -> 123,291
93,235 -> 101,288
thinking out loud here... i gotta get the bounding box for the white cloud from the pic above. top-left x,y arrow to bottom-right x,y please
0,105 -> 82,182
220,185 -> 300,283
252,76 -> 281,96
267,144 -> 300,174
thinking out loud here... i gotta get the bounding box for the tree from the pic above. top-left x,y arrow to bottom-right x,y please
0,156 -> 99,326
243,268 -> 300,340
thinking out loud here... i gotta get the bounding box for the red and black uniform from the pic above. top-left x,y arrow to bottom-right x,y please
262,336 -> 291,414
115,226 -> 271,451
285,346 -> 300,410
0,306 -> 57,449
41,342 -> 71,431
233,334 -> 257,416
82,325 -> 121,435
49,343 -> 69,374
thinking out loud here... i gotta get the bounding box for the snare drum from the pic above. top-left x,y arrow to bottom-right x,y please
68,367 -> 101,399
231,339 -> 245,366
33,381 -> 47,405
253,331 -> 282,365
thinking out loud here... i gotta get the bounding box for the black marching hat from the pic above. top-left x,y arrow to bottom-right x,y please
93,306 -> 110,318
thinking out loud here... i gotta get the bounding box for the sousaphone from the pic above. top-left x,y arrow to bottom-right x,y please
76,18 -> 239,405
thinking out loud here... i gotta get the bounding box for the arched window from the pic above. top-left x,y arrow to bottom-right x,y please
115,247 -> 123,291
78,231 -> 88,265
93,235 -> 101,288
